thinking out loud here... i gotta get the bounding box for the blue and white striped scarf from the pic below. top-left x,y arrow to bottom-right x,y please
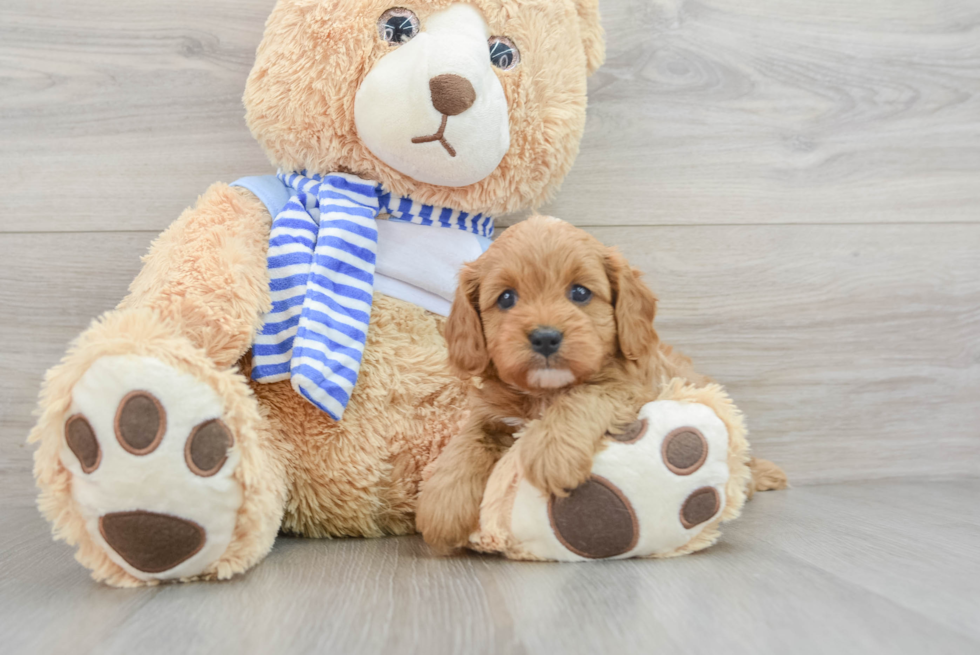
251,171 -> 494,420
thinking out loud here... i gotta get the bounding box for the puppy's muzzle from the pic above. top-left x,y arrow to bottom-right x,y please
529,327 -> 563,358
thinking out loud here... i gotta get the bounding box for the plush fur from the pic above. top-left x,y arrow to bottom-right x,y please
29,0 -> 783,585
469,377 -> 764,561
30,0 -> 609,586
245,0 -> 603,214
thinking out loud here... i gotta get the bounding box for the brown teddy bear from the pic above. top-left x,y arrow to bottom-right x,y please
29,0 -> 782,586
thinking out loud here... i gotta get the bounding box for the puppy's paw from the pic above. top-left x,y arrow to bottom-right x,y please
519,436 -> 595,498
416,475 -> 482,552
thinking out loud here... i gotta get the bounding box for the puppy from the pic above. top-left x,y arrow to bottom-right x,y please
416,216 -> 706,550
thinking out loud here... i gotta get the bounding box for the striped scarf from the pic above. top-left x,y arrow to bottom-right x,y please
251,171 -> 494,420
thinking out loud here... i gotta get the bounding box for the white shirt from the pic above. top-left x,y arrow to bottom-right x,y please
374,219 -> 490,316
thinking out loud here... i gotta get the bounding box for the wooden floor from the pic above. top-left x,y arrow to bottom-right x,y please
1,0 -> 979,653
2,471 -> 978,655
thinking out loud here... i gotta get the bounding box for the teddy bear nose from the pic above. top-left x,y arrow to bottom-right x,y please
429,74 -> 476,116
529,327 -> 563,357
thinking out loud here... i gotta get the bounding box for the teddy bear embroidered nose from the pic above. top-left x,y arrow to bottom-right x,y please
411,74 -> 477,158
429,74 -> 476,116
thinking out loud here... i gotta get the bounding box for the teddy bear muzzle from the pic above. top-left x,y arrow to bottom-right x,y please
409,73 -> 478,158
409,73 -> 476,159
354,4 -> 511,187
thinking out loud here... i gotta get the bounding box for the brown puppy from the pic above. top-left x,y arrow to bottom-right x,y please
417,215 -> 706,550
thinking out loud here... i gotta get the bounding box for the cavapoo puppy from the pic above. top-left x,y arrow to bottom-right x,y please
417,215 -> 710,550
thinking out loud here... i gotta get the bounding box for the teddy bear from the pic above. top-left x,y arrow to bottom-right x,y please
30,0 -> 783,586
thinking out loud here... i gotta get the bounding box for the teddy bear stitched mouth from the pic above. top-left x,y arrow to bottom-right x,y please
411,114 -> 457,157
410,74 -> 477,158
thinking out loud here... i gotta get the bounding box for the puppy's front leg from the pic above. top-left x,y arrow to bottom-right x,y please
517,386 -> 637,498
417,417 -> 509,551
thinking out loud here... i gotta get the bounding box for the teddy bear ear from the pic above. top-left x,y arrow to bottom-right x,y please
573,0 -> 605,76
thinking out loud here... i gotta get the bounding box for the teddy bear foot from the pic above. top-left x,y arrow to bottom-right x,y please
62,355 -> 244,582
474,399 -> 737,561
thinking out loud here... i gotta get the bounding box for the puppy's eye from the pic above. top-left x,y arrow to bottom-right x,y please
569,285 -> 592,304
378,7 -> 420,45
497,289 -> 518,310
488,37 -> 520,70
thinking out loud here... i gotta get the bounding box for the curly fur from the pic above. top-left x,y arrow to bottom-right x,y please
418,217 -> 786,552
419,217 -> 661,549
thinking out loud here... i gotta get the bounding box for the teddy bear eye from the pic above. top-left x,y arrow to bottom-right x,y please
569,285 -> 592,304
488,36 -> 520,70
378,7 -> 420,45
497,289 -> 518,310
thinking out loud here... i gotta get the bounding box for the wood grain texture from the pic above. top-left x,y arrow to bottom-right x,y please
2,0 -> 979,233
592,223 -> 980,484
2,226 -> 978,484
2,1 -> 979,652
0,232 -> 148,472
538,0 -> 980,227
0,0 -> 275,233
1,476 -> 978,655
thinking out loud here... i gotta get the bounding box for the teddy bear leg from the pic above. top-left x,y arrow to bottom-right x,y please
30,185 -> 288,585
473,379 -> 756,561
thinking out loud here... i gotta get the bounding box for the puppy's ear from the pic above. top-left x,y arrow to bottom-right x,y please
605,248 -> 658,362
445,262 -> 489,377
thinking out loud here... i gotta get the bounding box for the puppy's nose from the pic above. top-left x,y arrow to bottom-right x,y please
529,328 -> 563,357
429,74 -> 476,116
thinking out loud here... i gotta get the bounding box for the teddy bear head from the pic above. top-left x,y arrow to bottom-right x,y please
243,0 -> 604,215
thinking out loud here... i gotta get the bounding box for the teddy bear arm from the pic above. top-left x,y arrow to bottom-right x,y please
28,182 -> 288,586
120,183 -> 273,368
475,380 -> 758,562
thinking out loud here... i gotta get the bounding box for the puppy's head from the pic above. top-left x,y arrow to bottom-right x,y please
446,216 -> 658,391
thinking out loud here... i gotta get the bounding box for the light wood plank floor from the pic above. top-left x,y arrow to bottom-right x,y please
2,469 -> 978,655
1,0 -> 979,653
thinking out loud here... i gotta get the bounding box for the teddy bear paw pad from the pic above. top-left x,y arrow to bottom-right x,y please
62,355 -> 242,581
548,475 -> 639,558
508,400 -> 730,561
